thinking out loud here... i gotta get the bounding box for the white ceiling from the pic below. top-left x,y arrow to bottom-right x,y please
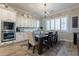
8,3 -> 79,18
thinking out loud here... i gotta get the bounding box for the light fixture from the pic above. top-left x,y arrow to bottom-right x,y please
43,3 -> 48,19
0,3 -> 8,8
43,3 -> 49,19
5,3 -> 8,8
44,3 -> 47,7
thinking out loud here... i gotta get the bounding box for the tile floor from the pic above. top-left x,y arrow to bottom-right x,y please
0,40 -> 78,56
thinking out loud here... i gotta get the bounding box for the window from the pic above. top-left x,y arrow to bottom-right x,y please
55,18 -> 60,30
61,17 -> 67,31
51,19 -> 55,30
31,20 -> 40,28
36,20 -> 40,28
32,20 -> 36,27
45,16 -> 67,31
46,20 -> 51,30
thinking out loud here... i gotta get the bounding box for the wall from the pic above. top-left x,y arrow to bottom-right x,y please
41,6 -> 79,42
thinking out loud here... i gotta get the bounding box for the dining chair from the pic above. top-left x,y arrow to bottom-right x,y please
27,32 -> 38,53
53,31 -> 58,44
54,31 -> 58,43
42,36 -> 49,49
48,32 -> 53,47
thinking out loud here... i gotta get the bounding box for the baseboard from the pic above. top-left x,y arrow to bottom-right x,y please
59,39 -> 73,43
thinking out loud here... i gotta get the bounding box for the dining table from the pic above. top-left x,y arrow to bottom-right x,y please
35,34 -> 48,54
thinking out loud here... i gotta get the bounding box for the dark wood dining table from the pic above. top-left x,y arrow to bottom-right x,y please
35,34 -> 48,54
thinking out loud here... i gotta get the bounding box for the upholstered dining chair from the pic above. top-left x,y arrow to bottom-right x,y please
51,31 -> 58,44
27,32 -> 38,53
54,31 -> 58,44
48,32 -> 53,47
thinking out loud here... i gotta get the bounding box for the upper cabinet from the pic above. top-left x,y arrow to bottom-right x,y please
16,13 -> 33,27
0,8 -> 16,22
16,14 -> 26,27
0,7 -> 16,32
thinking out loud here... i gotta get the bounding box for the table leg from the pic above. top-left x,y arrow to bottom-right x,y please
38,38 -> 43,54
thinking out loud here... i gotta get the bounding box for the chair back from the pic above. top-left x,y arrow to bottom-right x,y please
48,32 -> 53,37
27,32 -> 37,46
54,31 -> 58,37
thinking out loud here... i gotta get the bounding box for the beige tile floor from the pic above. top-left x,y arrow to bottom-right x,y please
0,40 -> 78,56
57,42 -> 77,56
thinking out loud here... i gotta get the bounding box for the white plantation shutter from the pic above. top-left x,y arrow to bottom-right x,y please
51,19 -> 55,30
55,18 -> 60,30
46,20 -> 51,30
61,17 -> 67,31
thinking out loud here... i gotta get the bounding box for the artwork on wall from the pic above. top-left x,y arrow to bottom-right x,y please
72,16 -> 78,28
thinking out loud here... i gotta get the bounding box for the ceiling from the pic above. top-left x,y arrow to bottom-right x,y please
8,3 -> 79,19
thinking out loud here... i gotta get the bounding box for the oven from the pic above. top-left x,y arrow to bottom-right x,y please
2,31 -> 15,42
1,21 -> 16,42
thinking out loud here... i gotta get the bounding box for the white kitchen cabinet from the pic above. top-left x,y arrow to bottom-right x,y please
0,8 -> 16,22
0,8 -> 16,33
1,9 -> 8,20
16,32 -> 27,42
16,15 -> 21,27
0,33 -> 1,40
0,9 -> 1,32
16,15 -> 27,27
21,17 -> 25,27
6,10 -> 16,21
0,7 -> 16,45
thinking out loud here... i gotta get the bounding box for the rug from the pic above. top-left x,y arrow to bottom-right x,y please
20,41 -> 64,56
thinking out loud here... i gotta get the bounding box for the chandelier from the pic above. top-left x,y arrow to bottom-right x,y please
0,3 -> 8,8
43,3 -> 48,19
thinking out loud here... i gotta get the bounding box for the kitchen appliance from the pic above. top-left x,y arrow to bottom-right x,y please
3,22 -> 15,31
1,21 -> 16,42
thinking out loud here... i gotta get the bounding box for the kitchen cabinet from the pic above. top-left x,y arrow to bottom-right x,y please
0,8 -> 16,22
16,32 -> 27,42
0,8 -> 16,34
16,15 -> 22,27
0,7 -> 16,44
16,14 -> 27,27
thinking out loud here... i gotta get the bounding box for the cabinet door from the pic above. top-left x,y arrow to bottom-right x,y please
1,9 -> 8,20
16,33 -> 27,42
1,8 -> 16,21
0,9 -> 2,31
7,10 -> 16,21
16,15 -> 22,27
21,17 -> 24,27
17,15 -> 26,27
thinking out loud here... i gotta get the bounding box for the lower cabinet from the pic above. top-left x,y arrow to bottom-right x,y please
16,32 -> 27,42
